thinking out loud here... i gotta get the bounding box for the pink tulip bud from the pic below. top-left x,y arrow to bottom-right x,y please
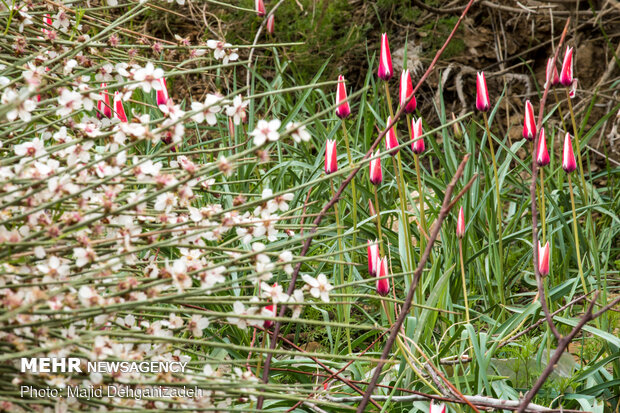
266,14 -> 275,34
42,14 -> 52,35
156,77 -> 168,106
430,402 -> 446,413
399,69 -> 416,113
456,206 -> 465,238
255,0 -> 266,17
97,83 -> 112,119
545,58 -> 560,89
335,75 -> 351,119
113,91 -> 128,123
263,302 -> 276,327
377,33 -> 393,81
367,240 -> 379,276
538,241 -> 550,276
368,199 -> 376,218
376,257 -> 390,296
369,150 -> 382,185
562,133 -> 576,173
523,100 -> 536,141
569,78 -> 578,99
325,139 -> 337,174
228,117 -> 235,137
560,46 -> 573,87
385,116 -> 398,155
536,127 -> 550,167
411,117 -> 425,155
476,72 -> 490,112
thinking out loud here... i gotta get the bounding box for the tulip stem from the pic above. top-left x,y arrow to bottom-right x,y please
565,89 -> 588,205
482,112 -> 505,306
458,238 -> 470,323
341,120 -> 358,263
407,114 -> 426,254
384,82 -> 416,286
567,174 -> 588,295
552,89 -> 569,135
373,186 -> 385,256
540,167 -> 547,244
330,179 -> 351,353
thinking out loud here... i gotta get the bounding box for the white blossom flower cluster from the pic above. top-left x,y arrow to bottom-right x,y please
0,3 -> 330,412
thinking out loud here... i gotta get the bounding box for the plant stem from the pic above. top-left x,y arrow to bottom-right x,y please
553,89 -> 569,134
384,82 -> 416,285
567,174 -> 588,294
408,113 -> 426,253
458,238 -> 470,323
330,179 -> 351,353
565,89 -> 589,205
482,112 -> 504,305
539,167 -> 547,244
374,186 -> 385,256
341,121 -> 358,273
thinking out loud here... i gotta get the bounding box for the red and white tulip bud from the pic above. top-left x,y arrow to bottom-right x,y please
522,100 -> 536,141
255,0 -> 266,17
562,132 -> 577,173
113,91 -> 128,123
325,139 -> 337,174
266,14 -> 275,34
369,150 -> 382,185
430,402 -> 446,413
368,199 -> 376,217
536,127 -> 550,167
538,241 -> 550,277
42,14 -> 52,35
411,117 -> 425,155
456,206 -> 465,238
399,69 -> 416,113
156,77 -> 168,106
560,46 -> 574,87
376,257 -> 390,296
475,72 -> 490,112
385,116 -> 398,155
335,75 -> 351,119
377,33 -> 393,81
367,240 -> 380,276
545,58 -> 560,89
569,78 -> 578,99
97,83 -> 112,119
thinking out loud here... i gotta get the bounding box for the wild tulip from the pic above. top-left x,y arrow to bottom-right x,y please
569,78 -> 578,99
560,46 -> 574,87
263,302 -> 275,327
325,139 -> 337,174
456,206 -> 465,238
367,240 -> 379,276
385,116 -> 398,155
255,0 -> 265,17
399,69 -> 416,113
538,241 -> 550,276
536,127 -> 550,167
266,14 -> 275,34
376,257 -> 390,296
411,117 -> 425,155
522,100 -> 536,141
369,150 -> 382,185
562,132 -> 577,173
377,33 -> 393,81
156,77 -> 168,106
545,58 -> 560,88
335,75 -> 351,119
475,72 -> 490,112
113,91 -> 128,123
430,402 -> 446,413
97,83 -> 112,119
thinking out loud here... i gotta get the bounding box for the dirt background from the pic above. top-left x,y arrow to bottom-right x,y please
139,0 -> 620,169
